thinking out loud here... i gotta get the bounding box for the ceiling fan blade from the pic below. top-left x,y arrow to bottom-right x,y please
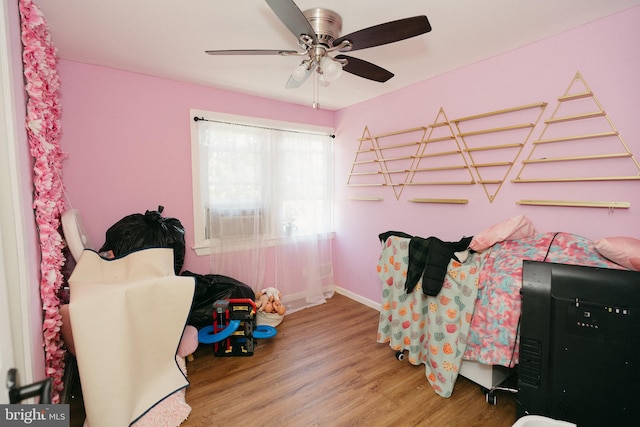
335,55 -> 394,83
206,49 -> 299,56
286,63 -> 317,88
334,15 -> 431,52
265,0 -> 318,44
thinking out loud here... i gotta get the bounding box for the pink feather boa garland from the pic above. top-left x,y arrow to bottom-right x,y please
19,0 -> 66,403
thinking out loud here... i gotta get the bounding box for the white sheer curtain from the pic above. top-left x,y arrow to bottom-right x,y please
197,119 -> 334,313
273,131 -> 335,312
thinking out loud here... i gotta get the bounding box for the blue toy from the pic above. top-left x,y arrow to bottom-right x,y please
198,322 -> 277,344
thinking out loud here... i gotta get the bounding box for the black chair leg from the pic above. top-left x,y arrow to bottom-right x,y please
6,368 -> 53,404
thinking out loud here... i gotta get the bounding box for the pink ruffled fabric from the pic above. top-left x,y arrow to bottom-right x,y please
19,0 -> 66,402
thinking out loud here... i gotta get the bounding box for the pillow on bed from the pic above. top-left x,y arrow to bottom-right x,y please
594,236 -> 640,271
469,214 -> 537,253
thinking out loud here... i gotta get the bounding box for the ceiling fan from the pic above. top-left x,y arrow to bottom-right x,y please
205,0 -> 432,108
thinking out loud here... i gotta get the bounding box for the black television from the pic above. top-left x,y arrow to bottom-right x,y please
518,260 -> 640,426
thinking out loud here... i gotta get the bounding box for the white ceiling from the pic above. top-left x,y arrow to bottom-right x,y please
35,0 -> 640,111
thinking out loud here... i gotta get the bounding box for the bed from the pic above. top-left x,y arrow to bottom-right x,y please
376,222 -> 625,401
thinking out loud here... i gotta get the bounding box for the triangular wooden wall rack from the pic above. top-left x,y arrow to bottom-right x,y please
453,102 -> 548,203
512,71 -> 640,185
405,107 -> 475,191
347,125 -> 427,200
346,126 -> 387,192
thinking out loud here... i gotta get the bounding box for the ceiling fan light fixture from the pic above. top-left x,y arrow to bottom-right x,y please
320,56 -> 342,82
292,62 -> 309,81
318,75 -> 330,87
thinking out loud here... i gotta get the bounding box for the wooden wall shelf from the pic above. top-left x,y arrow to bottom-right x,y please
465,143 -> 524,153
522,153 -> 632,164
416,150 -> 463,158
458,123 -> 535,137
359,126 -> 427,140
513,71 -> 640,187
408,198 -> 469,204
412,165 -> 468,172
517,199 -> 630,209
544,110 -> 606,124
377,155 -> 414,162
403,180 -> 475,185
452,102 -> 547,203
558,91 -> 593,102
349,171 -> 382,176
372,141 -> 421,150
350,196 -> 384,201
471,161 -> 513,168
534,131 -> 618,145
353,159 -> 378,165
453,102 -> 547,123
513,176 -> 640,183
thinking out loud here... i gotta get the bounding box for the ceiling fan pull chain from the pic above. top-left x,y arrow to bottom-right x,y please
313,71 -> 320,110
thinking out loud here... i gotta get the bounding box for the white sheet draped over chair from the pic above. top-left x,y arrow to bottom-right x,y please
69,248 -> 195,427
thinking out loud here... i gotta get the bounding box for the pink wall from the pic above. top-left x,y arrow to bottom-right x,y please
333,6 -> 640,303
57,62 -> 334,274
58,7 -> 640,306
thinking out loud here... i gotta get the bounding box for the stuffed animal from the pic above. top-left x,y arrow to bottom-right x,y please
255,287 -> 286,315
263,287 -> 281,302
273,300 -> 286,315
255,292 -> 270,311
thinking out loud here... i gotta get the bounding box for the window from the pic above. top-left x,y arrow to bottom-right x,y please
191,109 -> 334,255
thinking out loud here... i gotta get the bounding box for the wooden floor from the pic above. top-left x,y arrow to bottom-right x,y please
70,292 -> 517,426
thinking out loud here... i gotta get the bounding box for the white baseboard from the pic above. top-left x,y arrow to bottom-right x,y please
273,285 -> 381,312
334,286 -> 381,311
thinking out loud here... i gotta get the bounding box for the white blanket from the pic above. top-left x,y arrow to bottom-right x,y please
69,248 -> 195,427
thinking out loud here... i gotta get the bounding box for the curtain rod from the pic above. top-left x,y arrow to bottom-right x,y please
193,116 -> 335,138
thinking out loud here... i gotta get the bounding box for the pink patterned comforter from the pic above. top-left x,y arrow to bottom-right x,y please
463,232 -> 622,367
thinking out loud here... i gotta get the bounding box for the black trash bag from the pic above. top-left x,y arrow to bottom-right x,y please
99,206 -> 186,274
181,271 -> 255,329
